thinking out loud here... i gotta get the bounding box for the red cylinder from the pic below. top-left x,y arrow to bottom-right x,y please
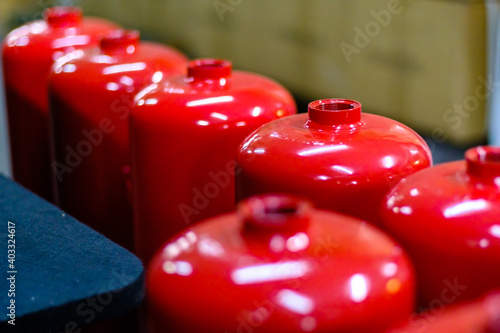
387,292 -> 500,333
2,7 -> 119,201
130,58 -> 296,263
236,98 -> 432,226
146,194 -> 415,333
381,146 -> 500,307
49,30 -> 188,251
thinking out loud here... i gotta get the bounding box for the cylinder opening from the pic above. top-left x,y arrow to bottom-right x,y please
315,102 -> 357,111
187,59 -> 232,80
264,205 -> 299,217
239,194 -> 310,231
44,7 -> 82,27
100,30 -> 140,54
308,99 -> 362,126
466,146 -> 500,180
480,151 -> 500,163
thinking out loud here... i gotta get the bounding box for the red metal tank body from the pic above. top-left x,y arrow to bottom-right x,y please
381,146 -> 500,307
236,99 -> 432,226
387,292 -> 500,333
2,7 -> 119,201
49,30 -> 188,250
130,59 -> 296,263
146,194 -> 415,333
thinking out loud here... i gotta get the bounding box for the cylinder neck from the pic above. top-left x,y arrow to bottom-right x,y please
187,59 -> 232,81
308,99 -> 362,126
100,30 -> 140,55
466,146 -> 500,184
239,195 -> 311,234
44,7 -> 82,28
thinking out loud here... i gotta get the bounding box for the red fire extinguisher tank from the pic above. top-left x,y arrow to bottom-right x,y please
381,146 -> 500,307
146,194 -> 415,333
130,59 -> 296,262
236,98 -> 432,226
2,7 -> 119,201
49,30 -> 188,250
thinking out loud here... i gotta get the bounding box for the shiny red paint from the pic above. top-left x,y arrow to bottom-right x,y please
146,194 -> 415,333
236,98 -> 432,226
49,30 -> 188,251
381,146 -> 500,307
2,7 -> 119,201
387,292 -> 500,333
130,59 -> 296,263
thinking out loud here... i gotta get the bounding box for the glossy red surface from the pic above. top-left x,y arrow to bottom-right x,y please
387,292 -> 500,333
146,194 -> 415,333
381,146 -> 500,307
236,98 -> 432,226
2,7 -> 119,201
130,59 -> 296,263
49,30 -> 188,250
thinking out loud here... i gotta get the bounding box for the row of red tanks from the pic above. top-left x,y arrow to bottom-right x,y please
3,6 -> 499,333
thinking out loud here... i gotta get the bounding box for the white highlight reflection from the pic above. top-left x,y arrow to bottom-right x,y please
382,156 -> 396,169
381,263 -> 398,277
103,62 -> 146,75
106,82 -> 119,91
198,238 -> 225,257
152,71 -> 163,83
162,261 -> 193,276
332,165 -> 354,175
231,261 -> 310,285
443,200 -> 489,218
187,96 -> 233,107
286,233 -> 309,252
63,64 -> 76,73
349,274 -> 369,303
253,148 -> 266,154
252,107 -> 262,117
298,145 -> 348,157
276,289 -> 314,315
145,98 -> 158,105
210,112 -> 228,120
490,225 -> 500,239
52,35 -> 90,48
399,206 -> 413,215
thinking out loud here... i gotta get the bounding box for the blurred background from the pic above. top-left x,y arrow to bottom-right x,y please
1,0 -> 498,176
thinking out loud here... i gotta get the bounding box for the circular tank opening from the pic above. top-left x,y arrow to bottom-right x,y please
466,146 -> 500,180
100,30 -> 140,53
264,204 -> 299,216
479,151 -> 500,163
315,102 -> 357,111
239,194 -> 310,231
44,7 -> 82,27
308,99 -> 362,126
193,60 -> 227,70
188,59 -> 232,80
